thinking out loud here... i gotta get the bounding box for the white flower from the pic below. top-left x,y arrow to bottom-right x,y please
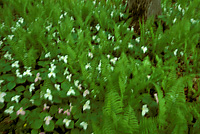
5,106 -> 14,114
92,35 -> 96,40
48,71 -> 56,78
30,99 -> 34,104
83,90 -> 90,97
141,46 -> 147,53
85,63 -> 91,70
95,24 -> 100,31
11,27 -> 16,32
71,28 -> 75,33
74,80 -> 79,87
114,46 -> 120,50
4,51 -> 12,60
83,100 -> 90,111
45,52 -> 51,58
173,18 -> 177,23
174,49 -> 178,56
63,119 -> 71,128
55,84 -> 60,91
8,35 -> 14,40
64,68 -> 69,75
58,55 -> 68,63
16,69 -> 22,78
128,43 -> 133,48
11,95 -> 20,103
110,11 -> 114,18
60,14 -> 64,19
110,57 -> 118,65
0,92 -> 6,103
29,83 -> 35,92
107,55 -> 110,59
80,122 -> 88,130
66,74 -> 72,82
23,69 -> 32,76
11,61 -> 19,68
180,51 -> 184,56
49,63 -> 56,71
44,89 -> 53,101
97,38 -> 100,43
0,80 -> 4,85
120,12 -> 124,18
147,75 -> 151,80
142,104 -> 149,116
70,16 -> 74,21
67,87 -> 75,96
190,18 -> 197,24
18,17 -> 24,24
88,52 -> 93,58
44,116 -> 53,125
135,37 -> 140,43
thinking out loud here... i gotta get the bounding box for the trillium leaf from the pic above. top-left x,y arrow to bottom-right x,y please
31,129 -> 38,134
43,121 -> 55,132
31,119 -> 43,129
7,81 -> 16,90
16,77 -> 26,84
55,119 -> 63,126
15,85 -> 25,92
49,105 -> 58,114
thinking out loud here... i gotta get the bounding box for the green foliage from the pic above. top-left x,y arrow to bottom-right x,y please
0,0 -> 199,133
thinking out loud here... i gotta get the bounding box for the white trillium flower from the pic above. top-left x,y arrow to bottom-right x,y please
141,46 -> 147,53
64,68 -> 69,75
48,71 -> 56,78
55,84 -> 60,91
16,69 -> 22,78
80,122 -> 88,130
66,74 -> 72,82
83,90 -> 90,97
23,69 -> 32,76
83,100 -> 90,111
174,49 -> 178,56
8,35 -> 14,40
4,51 -> 13,60
5,106 -> 14,114
110,57 -> 118,65
29,83 -> 35,92
95,24 -> 100,31
67,87 -> 75,96
11,95 -> 20,103
88,52 -> 93,58
44,116 -> 53,125
45,52 -> 51,58
128,43 -> 133,48
44,89 -> 53,101
135,37 -> 140,43
0,92 -> 6,103
11,61 -> 19,68
30,99 -> 34,104
142,104 -> 149,116
63,119 -> 71,128
85,63 -> 91,70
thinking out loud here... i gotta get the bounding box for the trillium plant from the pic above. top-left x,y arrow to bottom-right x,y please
0,0 -> 199,133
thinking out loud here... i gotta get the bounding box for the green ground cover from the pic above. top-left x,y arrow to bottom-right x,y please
0,0 -> 200,133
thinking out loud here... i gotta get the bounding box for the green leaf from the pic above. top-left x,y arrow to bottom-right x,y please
53,95 -> 62,103
31,129 -> 38,134
0,103 -> 4,109
43,121 -> 55,132
24,91 -> 32,98
31,119 -> 43,129
61,80 -> 70,90
16,77 -> 26,84
56,119 -> 63,126
7,81 -> 16,90
57,74 -> 65,83
49,105 -> 58,114
16,85 -> 25,92
71,128 -> 80,134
